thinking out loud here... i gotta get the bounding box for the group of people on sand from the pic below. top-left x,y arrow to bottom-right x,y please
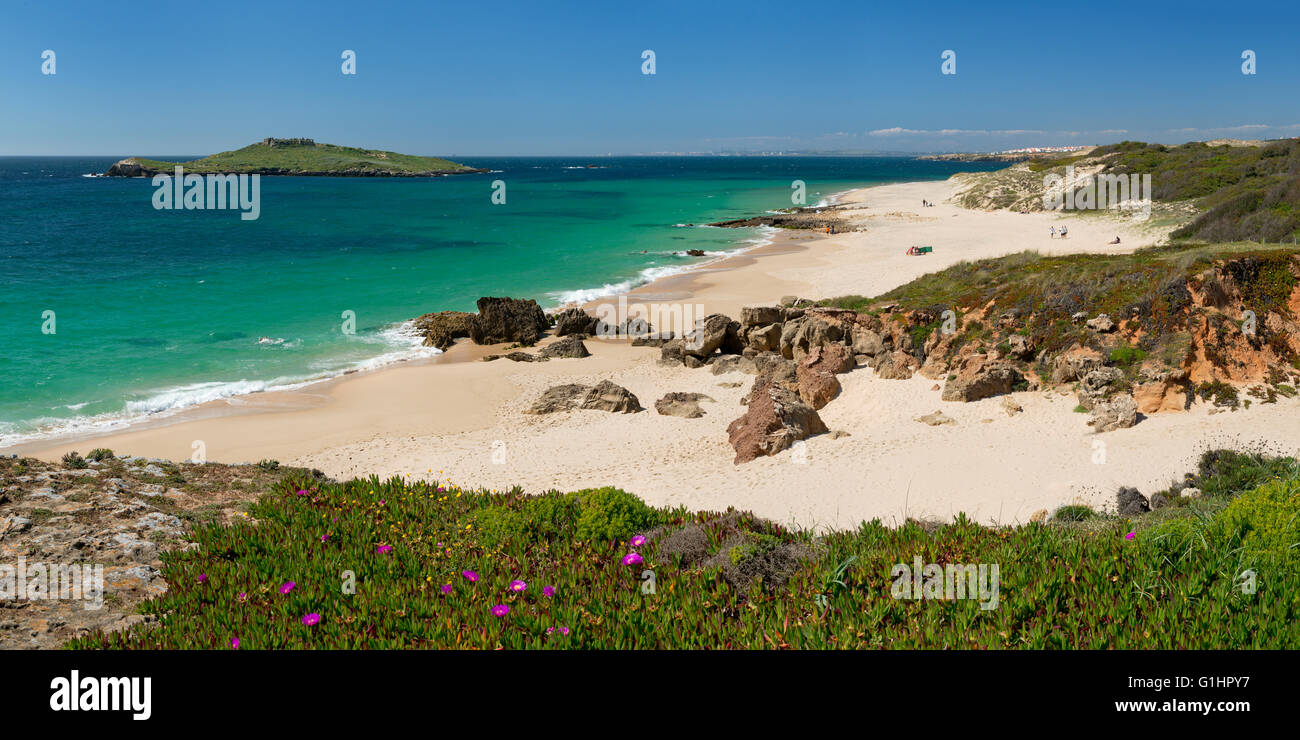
1048,224 -> 1122,245
920,199 -> 935,208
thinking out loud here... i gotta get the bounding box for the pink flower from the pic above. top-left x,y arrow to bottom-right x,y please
440,584 -> 453,595
630,535 -> 646,547
462,570 -> 479,582
1125,531 -> 1136,540
237,592 -> 248,602
302,613 -> 322,626
543,585 -> 556,598
547,626 -> 570,636
321,534 -> 329,542
491,604 -> 510,617
280,581 -> 295,595
508,580 -> 527,593
296,489 -> 308,496
622,552 -> 643,566
377,544 -> 393,555
197,574 -> 207,583
231,637 -> 240,649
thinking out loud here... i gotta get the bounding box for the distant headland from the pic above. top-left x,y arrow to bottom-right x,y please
104,138 -> 487,177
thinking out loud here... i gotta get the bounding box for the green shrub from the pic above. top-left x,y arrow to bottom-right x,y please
256,459 -> 280,471
571,487 -> 660,542
86,448 -> 114,462
1193,449 -> 1295,498
1197,380 -> 1239,408
1109,345 -> 1148,366
1053,504 -> 1096,521
1219,479 -> 1300,570
61,451 -> 87,470
468,492 -> 579,548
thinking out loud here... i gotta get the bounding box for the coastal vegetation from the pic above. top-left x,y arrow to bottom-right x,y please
957,138 -> 1300,243
820,242 -> 1300,409
104,138 -> 483,177
60,447 -> 1299,649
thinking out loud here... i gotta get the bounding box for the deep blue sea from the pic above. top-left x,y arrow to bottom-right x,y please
0,155 -> 998,445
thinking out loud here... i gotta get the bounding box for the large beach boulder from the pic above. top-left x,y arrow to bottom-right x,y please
525,381 -> 642,414
746,323 -> 783,353
538,335 -> 591,359
1076,367 -> 1125,411
800,343 -> 856,375
750,352 -> 799,395
941,354 -> 1023,402
412,310 -> 475,350
726,378 -> 827,464
526,384 -> 591,414
778,310 -> 853,362
684,313 -> 740,358
795,344 -> 855,409
873,350 -> 917,380
553,308 -> 598,337
1088,395 -> 1138,432
797,369 -> 841,410
851,327 -> 887,358
1049,344 -> 1105,384
658,337 -> 687,366
580,380 -> 642,413
469,297 -> 550,346
740,306 -> 783,328
1116,486 -> 1150,516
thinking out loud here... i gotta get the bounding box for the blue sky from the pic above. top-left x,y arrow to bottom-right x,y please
2,0 -> 1298,156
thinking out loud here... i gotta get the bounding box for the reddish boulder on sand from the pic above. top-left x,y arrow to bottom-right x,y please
727,377 -> 828,464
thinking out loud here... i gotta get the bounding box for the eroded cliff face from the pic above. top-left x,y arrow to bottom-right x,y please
853,254 -> 1300,415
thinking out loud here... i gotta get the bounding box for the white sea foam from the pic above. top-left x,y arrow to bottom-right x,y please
547,225 -> 778,306
0,321 -> 442,449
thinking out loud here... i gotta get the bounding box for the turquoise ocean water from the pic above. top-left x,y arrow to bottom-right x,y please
0,156 -> 998,446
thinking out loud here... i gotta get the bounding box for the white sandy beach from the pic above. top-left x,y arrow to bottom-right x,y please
17,177 -> 1300,528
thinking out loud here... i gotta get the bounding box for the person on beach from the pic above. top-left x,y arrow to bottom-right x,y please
1050,226 -> 1056,239
1061,225 -> 1068,238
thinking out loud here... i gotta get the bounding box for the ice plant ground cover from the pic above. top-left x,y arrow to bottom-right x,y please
67,450 -> 1300,649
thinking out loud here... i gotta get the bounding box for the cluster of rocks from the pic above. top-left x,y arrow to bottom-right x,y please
488,280 -> 1274,464
413,296 -> 551,350
484,335 -> 592,363
707,204 -> 858,233
0,454 -> 288,649
1116,482 -> 1202,516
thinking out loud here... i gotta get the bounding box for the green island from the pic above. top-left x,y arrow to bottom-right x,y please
103,137 -> 486,177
